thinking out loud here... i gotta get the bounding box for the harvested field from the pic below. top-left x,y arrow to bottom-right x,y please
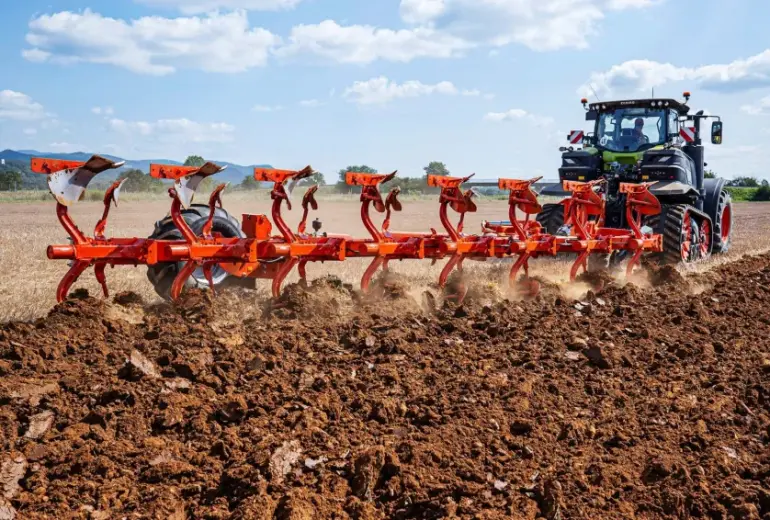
0,196 -> 768,322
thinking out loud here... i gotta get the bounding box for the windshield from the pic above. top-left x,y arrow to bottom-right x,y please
595,108 -> 667,152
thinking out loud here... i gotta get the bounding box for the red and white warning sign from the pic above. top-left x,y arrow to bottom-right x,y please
679,126 -> 696,143
568,130 -> 584,144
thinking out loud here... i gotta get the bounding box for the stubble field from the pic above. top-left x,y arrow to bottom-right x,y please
0,194 -> 768,322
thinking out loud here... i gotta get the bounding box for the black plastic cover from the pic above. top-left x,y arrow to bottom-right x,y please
558,150 -> 602,182
639,148 -> 696,186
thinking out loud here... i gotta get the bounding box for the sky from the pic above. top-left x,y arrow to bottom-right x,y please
1,0 -> 770,181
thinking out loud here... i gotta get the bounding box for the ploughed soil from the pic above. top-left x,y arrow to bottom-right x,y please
2,254 -> 770,519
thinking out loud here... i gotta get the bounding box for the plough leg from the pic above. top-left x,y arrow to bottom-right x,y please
439,254 -> 468,304
171,260 -> 198,300
272,257 -> 298,298
202,264 -> 216,296
361,257 -> 385,293
298,259 -> 309,288
94,263 -> 109,298
56,260 -> 91,303
626,249 -> 644,277
508,253 -> 540,298
570,250 -> 590,282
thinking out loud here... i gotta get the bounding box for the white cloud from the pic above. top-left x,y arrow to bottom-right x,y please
399,0 -> 447,24
484,108 -> 553,126
252,104 -> 283,112
299,99 -> 324,107
23,9 -> 279,75
606,0 -> 663,9
275,20 -> 472,64
580,49 -> 770,97
0,90 -> 46,121
396,0 -> 661,52
343,76 -> 485,105
91,106 -> 114,116
109,117 -> 235,143
135,0 -> 303,14
740,96 -> 770,115
23,128 -> 37,135
21,48 -> 50,62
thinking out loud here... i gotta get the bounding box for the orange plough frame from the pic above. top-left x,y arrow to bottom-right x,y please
33,155 -> 664,304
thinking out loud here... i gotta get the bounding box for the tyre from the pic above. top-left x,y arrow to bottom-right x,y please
711,189 -> 733,254
535,203 -> 564,235
146,204 -> 245,300
644,204 -> 710,265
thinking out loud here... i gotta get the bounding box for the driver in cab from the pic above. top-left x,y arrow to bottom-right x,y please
632,117 -> 647,147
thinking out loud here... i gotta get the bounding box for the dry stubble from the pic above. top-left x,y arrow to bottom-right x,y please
0,193 -> 767,322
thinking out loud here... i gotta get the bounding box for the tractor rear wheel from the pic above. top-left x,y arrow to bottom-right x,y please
146,204 -> 244,300
711,189 -> 733,254
645,204 -> 710,265
535,203 -> 564,235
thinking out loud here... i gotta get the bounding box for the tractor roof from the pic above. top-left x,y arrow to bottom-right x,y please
587,98 -> 690,115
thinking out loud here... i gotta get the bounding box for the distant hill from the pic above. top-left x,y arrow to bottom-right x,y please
0,149 -> 273,187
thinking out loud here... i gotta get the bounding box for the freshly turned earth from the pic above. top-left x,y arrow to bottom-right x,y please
1,255 -> 769,519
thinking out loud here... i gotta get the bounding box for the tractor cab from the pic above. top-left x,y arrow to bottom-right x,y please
593,105 -> 674,153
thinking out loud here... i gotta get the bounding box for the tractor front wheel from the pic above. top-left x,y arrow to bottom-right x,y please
712,189 -> 733,254
146,204 -> 245,300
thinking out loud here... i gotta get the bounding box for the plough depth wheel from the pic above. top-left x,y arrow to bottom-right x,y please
147,204 -> 245,299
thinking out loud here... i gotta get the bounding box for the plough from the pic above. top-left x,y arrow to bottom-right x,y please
32,155 -> 663,305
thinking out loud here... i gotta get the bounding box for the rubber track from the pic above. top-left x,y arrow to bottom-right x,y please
644,204 -> 692,265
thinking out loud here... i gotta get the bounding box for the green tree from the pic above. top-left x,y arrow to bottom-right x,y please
704,169 -> 716,179
420,161 -> 450,193
184,155 -> 205,167
753,184 -> 770,201
0,170 -> 23,190
336,165 -> 376,193
239,174 -> 259,190
728,176 -> 759,187
117,168 -> 164,192
423,161 -> 449,178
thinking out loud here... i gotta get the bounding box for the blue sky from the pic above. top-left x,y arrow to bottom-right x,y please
1,0 -> 770,181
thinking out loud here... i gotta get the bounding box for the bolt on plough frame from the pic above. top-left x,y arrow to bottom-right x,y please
32,155 -> 664,305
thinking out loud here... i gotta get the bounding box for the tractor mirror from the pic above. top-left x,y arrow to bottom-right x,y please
711,121 -> 723,145
585,110 -> 598,121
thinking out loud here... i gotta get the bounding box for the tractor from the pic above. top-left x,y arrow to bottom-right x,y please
537,91 -> 733,267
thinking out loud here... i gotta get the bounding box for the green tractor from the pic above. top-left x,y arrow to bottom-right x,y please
537,91 -> 733,266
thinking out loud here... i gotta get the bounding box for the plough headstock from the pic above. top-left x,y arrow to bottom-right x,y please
151,161 -> 227,209
31,155 -> 126,206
